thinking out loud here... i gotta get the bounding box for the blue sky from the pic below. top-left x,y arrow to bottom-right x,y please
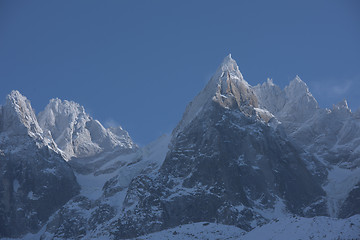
1,0 -> 359,145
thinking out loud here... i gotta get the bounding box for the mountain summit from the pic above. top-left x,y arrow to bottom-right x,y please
175,54 -> 259,134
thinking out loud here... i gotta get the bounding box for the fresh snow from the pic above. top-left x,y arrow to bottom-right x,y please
2,216 -> 359,240
37,98 -> 137,160
243,215 -> 360,240
76,171 -> 118,200
131,215 -> 360,240
75,134 -> 170,201
130,222 -> 246,240
323,166 -> 360,217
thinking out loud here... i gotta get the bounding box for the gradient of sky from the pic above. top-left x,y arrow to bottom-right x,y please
1,0 -> 359,145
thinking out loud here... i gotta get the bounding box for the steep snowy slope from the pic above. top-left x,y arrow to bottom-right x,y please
38,98 -> 137,160
0,91 -> 79,238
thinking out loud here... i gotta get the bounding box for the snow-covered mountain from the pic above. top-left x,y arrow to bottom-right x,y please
254,75 -> 360,219
0,55 -> 359,239
38,98 -> 137,160
111,55 -> 328,239
0,91 -> 79,238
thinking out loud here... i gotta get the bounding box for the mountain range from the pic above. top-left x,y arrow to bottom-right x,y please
0,55 -> 359,239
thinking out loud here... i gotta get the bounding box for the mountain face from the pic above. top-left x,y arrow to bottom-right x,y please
38,98 -> 137,160
0,91 -> 79,238
110,55 -> 330,239
0,55 -> 359,239
254,76 -> 360,218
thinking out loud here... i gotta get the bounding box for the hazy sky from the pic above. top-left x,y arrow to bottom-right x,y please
1,0 -> 359,145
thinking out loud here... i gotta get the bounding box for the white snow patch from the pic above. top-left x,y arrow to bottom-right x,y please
131,222 -> 246,240
323,166 -> 360,217
253,197 -> 289,220
76,171 -> 117,200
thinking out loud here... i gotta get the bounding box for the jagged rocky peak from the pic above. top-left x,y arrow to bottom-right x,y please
38,97 -> 137,160
253,78 -> 286,114
333,99 -> 351,112
285,75 -> 317,103
0,90 -> 43,136
217,54 -> 244,78
274,75 -> 319,123
174,54 -> 259,134
213,54 -> 258,109
38,98 -> 89,127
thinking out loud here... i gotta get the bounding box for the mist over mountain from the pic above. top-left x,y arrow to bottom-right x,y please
0,55 -> 359,239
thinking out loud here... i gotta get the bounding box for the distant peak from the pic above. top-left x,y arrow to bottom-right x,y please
3,90 -> 44,137
266,78 -> 274,86
284,76 -> 318,110
9,90 -> 22,97
46,98 -> 87,116
288,75 -> 308,90
333,99 -> 350,111
5,90 -> 31,113
292,75 -> 306,84
7,90 -> 26,103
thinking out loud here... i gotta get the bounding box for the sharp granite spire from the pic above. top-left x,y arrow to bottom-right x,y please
174,54 -> 259,135
216,53 -> 245,83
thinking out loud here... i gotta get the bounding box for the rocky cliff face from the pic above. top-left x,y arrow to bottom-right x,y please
0,91 -> 79,238
111,56 -> 327,238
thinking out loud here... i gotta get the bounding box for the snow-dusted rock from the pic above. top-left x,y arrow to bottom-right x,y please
39,135 -> 171,239
254,75 -> 360,218
174,54 -> 263,135
112,56 -> 326,239
38,98 -> 137,160
0,91 -> 79,238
